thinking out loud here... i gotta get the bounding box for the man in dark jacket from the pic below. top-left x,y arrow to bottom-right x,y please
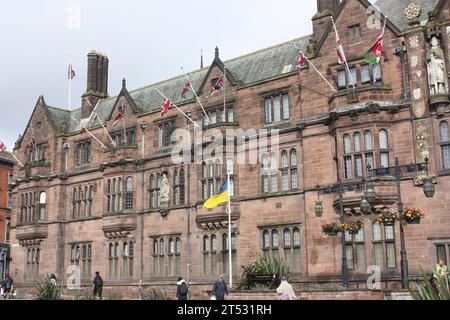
2,273 -> 13,299
176,277 -> 188,300
92,272 -> 103,300
212,275 -> 228,300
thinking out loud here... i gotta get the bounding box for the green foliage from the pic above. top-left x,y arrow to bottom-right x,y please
34,276 -> 63,300
142,287 -> 173,300
409,267 -> 450,300
72,289 -> 96,300
237,256 -> 291,290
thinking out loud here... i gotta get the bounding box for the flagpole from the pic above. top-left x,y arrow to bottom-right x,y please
227,171 -> 232,288
155,89 -> 200,129
70,115 -> 107,149
180,67 -> 211,124
121,103 -> 127,145
223,67 -> 227,116
69,56 -> 72,111
9,152 -> 24,168
291,43 -> 338,93
85,98 -> 115,146
331,17 -> 355,89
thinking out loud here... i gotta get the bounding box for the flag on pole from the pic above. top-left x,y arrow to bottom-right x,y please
207,75 -> 224,98
364,27 -> 385,65
335,30 -> 346,65
296,50 -> 307,70
203,181 -> 229,209
0,141 -> 6,152
28,135 -> 36,149
113,105 -> 125,126
181,82 -> 192,99
68,64 -> 75,79
160,98 -> 172,116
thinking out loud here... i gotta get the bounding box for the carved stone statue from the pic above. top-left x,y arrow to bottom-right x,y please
160,173 -> 169,203
426,37 -> 447,95
306,38 -> 317,57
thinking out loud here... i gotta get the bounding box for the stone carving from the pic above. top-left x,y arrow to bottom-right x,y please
413,88 -> 422,100
410,55 -> 418,68
409,34 -> 420,49
426,37 -> 447,95
160,173 -> 169,203
415,119 -> 429,163
405,3 -> 421,20
306,38 -> 317,57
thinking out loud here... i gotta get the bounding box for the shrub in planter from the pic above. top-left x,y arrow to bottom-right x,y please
322,223 -> 343,236
342,220 -> 364,234
237,256 -> 290,290
34,276 -> 63,300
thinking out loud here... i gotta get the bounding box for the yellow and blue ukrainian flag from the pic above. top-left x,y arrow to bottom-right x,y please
203,181 -> 229,209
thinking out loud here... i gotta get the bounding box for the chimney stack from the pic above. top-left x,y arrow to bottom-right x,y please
82,51 -> 109,119
312,0 -> 340,42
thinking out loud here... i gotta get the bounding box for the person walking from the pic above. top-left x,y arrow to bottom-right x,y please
212,275 -> 228,300
92,271 -> 103,300
276,276 -> 296,300
176,277 -> 189,300
2,273 -> 13,299
434,259 -> 449,279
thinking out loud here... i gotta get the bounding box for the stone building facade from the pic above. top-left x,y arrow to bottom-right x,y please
8,0 -> 450,298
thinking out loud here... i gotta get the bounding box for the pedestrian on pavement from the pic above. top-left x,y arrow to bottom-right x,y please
2,273 -> 13,299
212,275 -> 228,300
276,276 -> 296,300
92,271 -> 103,300
50,273 -> 57,286
176,277 -> 189,300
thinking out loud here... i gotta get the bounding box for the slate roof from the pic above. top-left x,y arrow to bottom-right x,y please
0,151 -> 15,164
45,36 -> 310,134
375,0 -> 440,32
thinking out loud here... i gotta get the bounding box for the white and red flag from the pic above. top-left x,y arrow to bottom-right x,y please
335,30 -> 346,65
296,50 -> 307,70
207,75 -> 224,98
160,98 -> 172,116
181,82 -> 192,99
113,105 -> 125,126
0,141 -> 6,152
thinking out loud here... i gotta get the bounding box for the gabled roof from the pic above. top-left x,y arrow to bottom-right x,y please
52,35 -> 310,134
0,151 -> 15,165
375,0 -> 441,32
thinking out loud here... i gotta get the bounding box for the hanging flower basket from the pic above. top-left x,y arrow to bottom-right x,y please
342,221 -> 364,235
373,210 -> 398,226
322,223 -> 342,236
403,208 -> 425,225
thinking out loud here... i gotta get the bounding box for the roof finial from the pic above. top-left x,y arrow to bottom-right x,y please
201,49 -> 204,69
122,78 -> 126,89
215,46 -> 219,59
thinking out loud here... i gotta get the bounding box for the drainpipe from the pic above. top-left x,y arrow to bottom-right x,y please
394,43 -> 409,100
139,121 -> 148,299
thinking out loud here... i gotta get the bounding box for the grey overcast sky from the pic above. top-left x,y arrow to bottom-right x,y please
0,0 -> 320,150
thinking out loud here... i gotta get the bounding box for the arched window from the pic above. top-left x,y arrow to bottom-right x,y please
211,235 -> 217,252
290,149 -> 297,167
283,229 -> 291,247
203,236 -> 210,252
379,129 -> 389,168
222,234 -> 229,251
201,161 -> 206,178
118,178 -> 123,211
364,131 -> 372,151
354,132 -> 361,152
343,134 -> 351,154
209,161 -> 214,177
169,238 -> 175,255
83,186 -> 88,216
173,170 -> 179,205
272,230 -> 279,248
262,230 -> 270,249
227,159 -> 235,197
175,238 -> 181,254
125,177 -> 133,210
293,228 -> 301,247
39,192 -> 46,222
281,151 -> 288,168
156,174 -> 161,207
152,240 -> 158,256
215,159 -> 221,177
440,121 -> 450,169
159,239 -> 164,256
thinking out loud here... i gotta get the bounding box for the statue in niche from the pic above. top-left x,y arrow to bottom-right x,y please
160,173 -> 169,203
306,38 -> 317,57
426,36 -> 447,95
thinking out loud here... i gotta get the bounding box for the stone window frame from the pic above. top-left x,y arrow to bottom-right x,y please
221,233 -> 237,276
25,246 -> 40,282
110,128 -> 136,148
151,235 -> 182,278
149,173 -> 161,209
28,142 -> 48,163
203,104 -> 236,127
260,224 -> 302,273
201,158 -> 223,200
19,191 -> 36,225
344,229 -> 366,272
107,242 -> 120,280
261,148 -> 298,194
340,128 -> 388,181
348,24 -> 361,39
125,177 -> 134,210
167,237 -> 181,277
70,242 -> 92,280
72,184 -> 94,220
75,140 -> 91,166
121,241 -> 134,279
263,91 -> 290,124
156,119 -> 177,148
372,223 -> 397,270
106,177 -> 123,214
172,168 -> 186,206
439,120 -> 450,170
435,243 -> 450,265
335,62 -> 383,90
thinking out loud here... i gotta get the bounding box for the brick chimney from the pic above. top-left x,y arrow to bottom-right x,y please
312,0 -> 340,41
81,51 -> 109,119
